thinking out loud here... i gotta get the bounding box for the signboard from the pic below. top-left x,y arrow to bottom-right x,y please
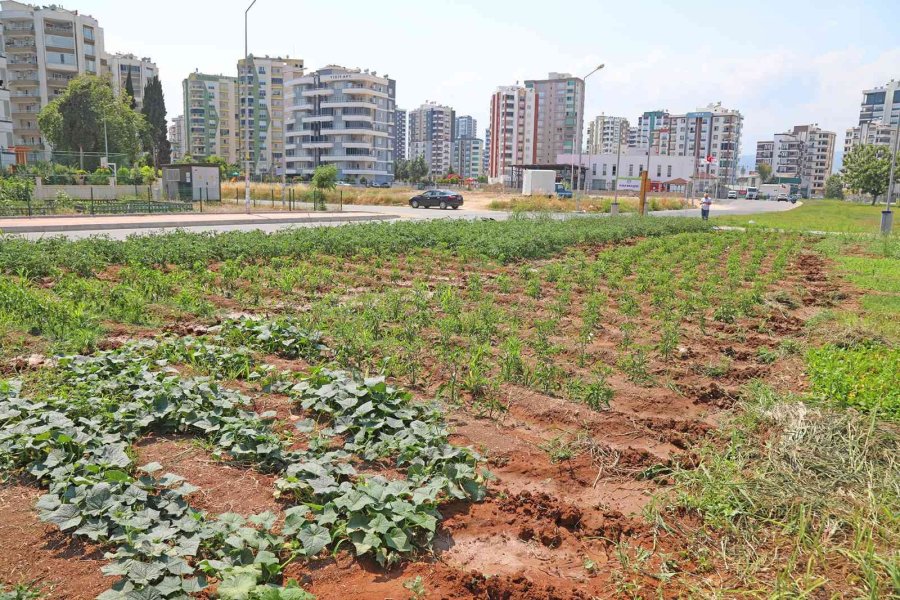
616,177 -> 641,192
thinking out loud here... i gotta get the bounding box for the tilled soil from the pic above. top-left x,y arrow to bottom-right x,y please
0,244 -> 850,598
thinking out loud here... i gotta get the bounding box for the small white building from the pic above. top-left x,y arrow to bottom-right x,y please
557,150 -> 695,193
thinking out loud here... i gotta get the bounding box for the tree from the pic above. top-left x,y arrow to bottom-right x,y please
124,71 -> 137,110
841,144 -> 897,205
141,76 -> 171,168
310,164 -> 337,210
38,75 -> 145,170
394,159 -> 409,181
756,162 -> 772,184
408,156 -> 429,184
824,174 -> 844,200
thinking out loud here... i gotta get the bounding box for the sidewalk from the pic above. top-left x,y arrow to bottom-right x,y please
0,210 -> 395,234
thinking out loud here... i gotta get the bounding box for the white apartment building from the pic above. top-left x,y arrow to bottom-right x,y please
0,28 -> 14,165
1,0 -> 105,157
169,114 -> 184,162
105,52 -> 157,109
631,110 -> 670,154
488,85 -> 537,185
238,55 -> 303,177
525,72 -> 585,164
182,71 -> 239,163
394,108 -> 406,162
756,124 -> 836,196
587,115 -> 629,155
858,79 -> 900,127
285,65 -> 396,184
408,102 -> 454,177
844,120 -> 897,154
558,150 -> 695,193
451,136 -> 483,180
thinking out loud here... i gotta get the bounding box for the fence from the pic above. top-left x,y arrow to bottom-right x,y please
0,199 -> 194,217
33,181 -> 162,201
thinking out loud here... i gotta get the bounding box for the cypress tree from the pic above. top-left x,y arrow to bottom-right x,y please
141,76 -> 171,168
124,70 -> 137,110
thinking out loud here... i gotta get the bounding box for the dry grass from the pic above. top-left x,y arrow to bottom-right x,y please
487,195 -> 691,213
220,182 -> 411,207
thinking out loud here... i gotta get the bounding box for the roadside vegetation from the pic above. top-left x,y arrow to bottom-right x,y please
714,199 -> 890,233
487,195 -> 689,213
0,213 -> 896,598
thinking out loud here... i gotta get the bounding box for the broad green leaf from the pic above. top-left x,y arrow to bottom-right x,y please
298,523 -> 331,557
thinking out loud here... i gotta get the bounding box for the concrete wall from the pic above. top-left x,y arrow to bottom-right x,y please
34,180 -> 161,201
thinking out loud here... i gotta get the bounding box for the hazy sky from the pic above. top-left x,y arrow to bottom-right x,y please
79,0 -> 899,161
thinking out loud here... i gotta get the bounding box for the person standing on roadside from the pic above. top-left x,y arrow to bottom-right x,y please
700,192 -> 712,221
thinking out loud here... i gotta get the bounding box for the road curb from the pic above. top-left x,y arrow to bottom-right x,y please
0,213 -> 396,234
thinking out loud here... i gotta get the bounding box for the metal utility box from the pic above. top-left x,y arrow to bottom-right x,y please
162,164 -> 221,201
522,169 -> 557,196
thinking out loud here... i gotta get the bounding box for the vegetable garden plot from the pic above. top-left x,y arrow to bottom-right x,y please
0,220 -> 893,598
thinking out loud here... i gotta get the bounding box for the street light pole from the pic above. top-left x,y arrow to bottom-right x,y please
244,0 -> 258,215
883,117 -> 900,235
573,64 -> 604,212
611,137 -> 622,215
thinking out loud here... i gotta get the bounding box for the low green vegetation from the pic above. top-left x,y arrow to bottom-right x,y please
807,343 -> 899,419
667,384 -> 899,597
713,199 -> 889,234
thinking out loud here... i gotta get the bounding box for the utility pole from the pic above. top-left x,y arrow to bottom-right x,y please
611,139 -> 622,215
244,0 -> 258,214
573,65 -> 604,211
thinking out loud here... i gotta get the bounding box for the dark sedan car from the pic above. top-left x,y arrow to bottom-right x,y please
409,190 -> 464,209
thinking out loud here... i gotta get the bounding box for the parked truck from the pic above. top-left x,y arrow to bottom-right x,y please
746,186 -> 759,200
759,183 -> 790,200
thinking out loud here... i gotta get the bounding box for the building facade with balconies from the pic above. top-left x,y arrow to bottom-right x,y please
285,65 -> 396,185
104,52 -> 157,109
408,102 -> 454,178
169,114 -> 184,162
182,71 -> 239,164
667,103 -> 743,185
451,136 -> 483,180
1,0 -> 105,158
238,55 -> 303,178
756,124 -> 835,196
455,115 -> 477,140
488,85 -> 537,185
587,114 -> 629,155
525,73 -> 584,165
394,108 -> 406,162
844,120 -> 897,154
857,79 -> 900,128
0,27 -> 14,165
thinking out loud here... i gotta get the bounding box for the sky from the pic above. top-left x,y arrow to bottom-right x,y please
80,0 -> 900,168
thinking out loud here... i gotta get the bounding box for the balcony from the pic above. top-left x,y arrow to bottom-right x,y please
301,88 -> 334,97
321,99 -> 376,110
4,24 -> 35,36
320,154 -> 377,162
301,115 -> 334,124
44,24 -> 74,36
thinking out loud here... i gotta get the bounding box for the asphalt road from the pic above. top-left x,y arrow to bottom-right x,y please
8,199 -> 799,241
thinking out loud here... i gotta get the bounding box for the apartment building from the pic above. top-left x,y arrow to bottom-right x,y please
408,102 -> 454,177
586,114 -> 629,154
669,104 -> 743,184
488,85 -> 537,185
455,115 -> 477,139
182,71 -> 239,163
284,65 -> 396,185
755,124 -> 835,196
858,79 -> 900,127
482,127 -> 490,175
631,110 -> 670,154
394,108 -> 407,162
169,114 -> 184,161
1,0 -> 105,156
525,72 -> 585,164
844,120 -> 897,154
0,28 -> 13,165
105,52 -> 157,109
238,55 -> 303,177
451,136 -> 483,180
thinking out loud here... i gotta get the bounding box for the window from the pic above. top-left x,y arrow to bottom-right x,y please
628,164 -> 633,176
612,165 -> 617,176
258,66 -> 266,74
864,91 -> 886,105
602,164 -> 607,176
656,165 -> 661,178
667,165 -> 672,177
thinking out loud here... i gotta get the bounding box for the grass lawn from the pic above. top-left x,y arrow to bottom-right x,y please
714,199 -> 891,234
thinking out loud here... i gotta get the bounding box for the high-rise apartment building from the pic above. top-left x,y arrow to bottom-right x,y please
182,71 -> 239,163
631,110 -> 670,154
844,121 -> 897,154
668,104 -> 743,184
408,102 -> 454,177
451,136 -> 483,180
524,72 -> 585,164
482,127 -> 490,175
105,52 -> 157,109
755,124 -> 835,196
1,0 -> 105,157
394,108 -> 407,162
169,114 -> 184,162
455,115 -> 477,140
285,65 -> 395,184
858,79 -> 900,127
0,28 -> 13,165
587,115 -> 629,154
238,55 -> 303,177
488,85 -> 537,185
